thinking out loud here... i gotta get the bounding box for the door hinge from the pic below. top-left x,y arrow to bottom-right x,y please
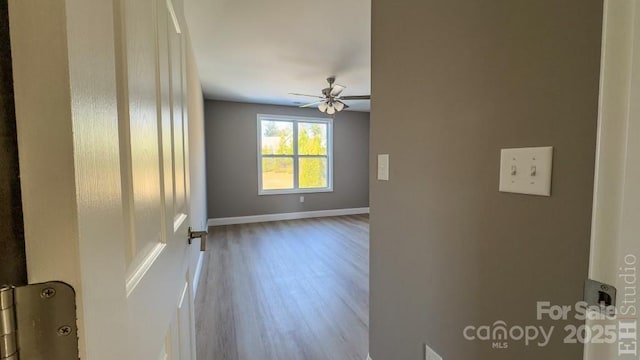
0,282 -> 78,360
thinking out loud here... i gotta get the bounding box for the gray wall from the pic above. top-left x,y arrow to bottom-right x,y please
0,0 -> 26,286
370,1 -> 602,359
205,100 -> 370,219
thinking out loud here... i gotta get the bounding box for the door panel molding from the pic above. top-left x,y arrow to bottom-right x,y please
126,242 -> 167,296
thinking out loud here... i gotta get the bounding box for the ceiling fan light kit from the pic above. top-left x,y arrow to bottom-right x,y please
290,76 -> 371,114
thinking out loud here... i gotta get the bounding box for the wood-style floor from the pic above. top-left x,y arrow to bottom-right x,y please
195,215 -> 369,360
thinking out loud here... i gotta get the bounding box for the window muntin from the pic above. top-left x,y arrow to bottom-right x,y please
258,115 -> 333,194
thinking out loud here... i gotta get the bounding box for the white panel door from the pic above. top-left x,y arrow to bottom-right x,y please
116,0 -> 194,358
8,0 -> 198,359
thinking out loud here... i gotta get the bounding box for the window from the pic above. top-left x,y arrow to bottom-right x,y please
258,114 -> 333,195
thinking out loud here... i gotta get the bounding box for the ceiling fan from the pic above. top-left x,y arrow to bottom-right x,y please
289,76 -> 370,114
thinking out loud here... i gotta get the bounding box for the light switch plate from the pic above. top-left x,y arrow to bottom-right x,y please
377,154 -> 389,181
499,146 -> 553,196
425,344 -> 442,360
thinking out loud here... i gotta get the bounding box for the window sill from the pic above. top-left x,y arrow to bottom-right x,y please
258,188 -> 334,196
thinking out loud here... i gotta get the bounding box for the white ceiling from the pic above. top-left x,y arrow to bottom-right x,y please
184,0 -> 371,112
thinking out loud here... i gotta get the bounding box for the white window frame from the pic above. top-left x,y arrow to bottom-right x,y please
257,114 -> 334,195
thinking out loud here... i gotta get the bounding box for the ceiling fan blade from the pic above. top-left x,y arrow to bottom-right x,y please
289,92 -> 325,99
331,84 -> 345,97
299,100 -> 327,108
339,95 -> 370,100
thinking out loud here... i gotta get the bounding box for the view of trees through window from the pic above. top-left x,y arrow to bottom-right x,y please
260,117 -> 331,192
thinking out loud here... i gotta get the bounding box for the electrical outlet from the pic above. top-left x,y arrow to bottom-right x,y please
299,196 -> 305,203
425,344 -> 442,360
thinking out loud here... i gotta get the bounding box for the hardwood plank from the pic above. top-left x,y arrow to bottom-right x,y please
195,215 -> 369,360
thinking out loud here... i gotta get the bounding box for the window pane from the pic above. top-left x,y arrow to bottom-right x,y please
262,158 -> 294,190
299,157 -> 328,189
261,120 -> 293,155
298,122 -> 327,155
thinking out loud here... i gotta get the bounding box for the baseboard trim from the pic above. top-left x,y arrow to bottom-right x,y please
192,252 -> 204,297
207,207 -> 370,227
